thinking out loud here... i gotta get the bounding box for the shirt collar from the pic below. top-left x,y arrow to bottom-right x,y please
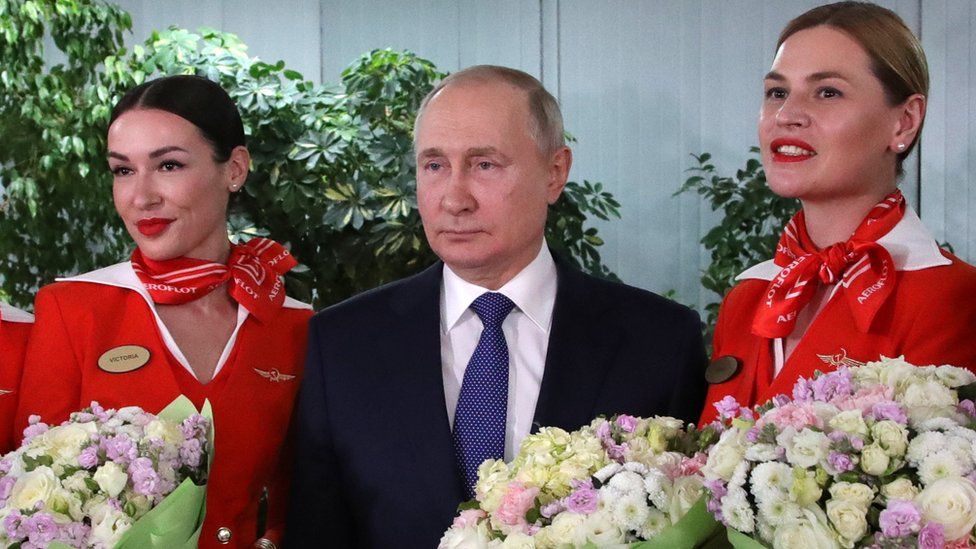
737,205 -> 951,281
0,302 -> 34,323
441,243 -> 557,333
58,261 -> 313,310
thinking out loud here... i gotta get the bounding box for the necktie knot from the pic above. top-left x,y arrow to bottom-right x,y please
470,292 -> 515,328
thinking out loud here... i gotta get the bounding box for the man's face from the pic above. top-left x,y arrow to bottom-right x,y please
415,80 -> 570,289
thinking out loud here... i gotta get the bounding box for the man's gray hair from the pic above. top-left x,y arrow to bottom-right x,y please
413,65 -> 565,155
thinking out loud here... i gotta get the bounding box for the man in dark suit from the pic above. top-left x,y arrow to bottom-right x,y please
286,65 -> 707,548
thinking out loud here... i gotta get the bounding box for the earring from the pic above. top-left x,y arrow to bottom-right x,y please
230,184 -> 240,192
896,143 -> 906,151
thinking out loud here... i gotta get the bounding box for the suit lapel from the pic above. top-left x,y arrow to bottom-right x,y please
388,263 -> 465,503
533,259 -> 620,431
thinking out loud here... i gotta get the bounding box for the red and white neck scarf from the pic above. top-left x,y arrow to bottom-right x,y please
752,190 -> 905,338
131,238 -> 299,323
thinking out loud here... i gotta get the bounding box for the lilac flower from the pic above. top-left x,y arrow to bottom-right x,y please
179,439 -> 203,468
0,476 -> 17,503
564,480 -> 599,514
180,415 -> 210,440
23,513 -> 57,545
0,457 -> 12,474
61,522 -> 91,546
738,407 -> 755,421
771,395 -> 791,408
870,401 -> 908,424
827,451 -> 855,473
540,500 -> 565,519
78,446 -> 99,469
811,367 -> 852,402
792,377 -> 814,402
958,400 -> 976,418
615,415 -> 638,433
828,431 -> 848,443
3,510 -> 24,538
21,419 -> 49,443
89,402 -> 110,421
714,396 -> 740,420
102,435 -> 138,464
129,457 -> 163,498
746,428 -> 760,443
879,500 -> 921,537
917,521 -> 945,549
850,435 -> 865,451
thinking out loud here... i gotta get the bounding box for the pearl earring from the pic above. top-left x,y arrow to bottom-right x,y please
897,143 -> 906,151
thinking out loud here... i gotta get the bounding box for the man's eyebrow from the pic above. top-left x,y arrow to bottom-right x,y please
417,147 -> 444,158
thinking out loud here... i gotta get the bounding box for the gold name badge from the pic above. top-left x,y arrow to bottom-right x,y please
98,345 -> 151,373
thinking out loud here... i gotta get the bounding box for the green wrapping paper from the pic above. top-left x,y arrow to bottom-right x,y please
51,396 -> 214,549
630,497 -> 725,549
726,528 -> 770,549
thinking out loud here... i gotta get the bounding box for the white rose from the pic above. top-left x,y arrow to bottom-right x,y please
500,531 -> 534,549
828,410 -> 869,437
881,478 -> 919,502
915,477 -> 976,541
577,510 -> 625,546
772,507 -> 842,549
828,482 -> 874,508
535,512 -> 586,546
668,475 -> 705,524
745,443 -> 783,462
859,444 -> 890,476
89,513 -> 133,549
437,525 -> 493,549
9,466 -> 58,510
43,423 -> 96,463
825,499 -> 869,547
703,430 -> 746,481
781,428 -> 829,469
93,461 -> 128,498
871,421 -> 909,458
902,380 -> 957,422
877,357 -> 922,392
143,419 -> 185,445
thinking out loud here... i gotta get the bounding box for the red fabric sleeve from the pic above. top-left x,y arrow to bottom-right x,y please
14,286 -> 83,440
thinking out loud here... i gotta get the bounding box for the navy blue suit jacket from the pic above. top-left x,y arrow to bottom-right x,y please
285,259 -> 707,548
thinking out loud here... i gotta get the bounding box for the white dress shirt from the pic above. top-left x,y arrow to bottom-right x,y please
440,243 -> 557,461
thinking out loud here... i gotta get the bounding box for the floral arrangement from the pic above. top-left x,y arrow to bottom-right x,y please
0,397 -> 212,548
702,356 -> 976,548
439,414 -> 719,548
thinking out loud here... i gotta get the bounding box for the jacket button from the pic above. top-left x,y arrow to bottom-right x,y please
216,527 -> 232,544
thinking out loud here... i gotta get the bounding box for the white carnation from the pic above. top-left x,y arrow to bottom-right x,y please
918,449 -> 964,485
722,489 -> 756,533
907,431 -> 947,466
745,443 -> 783,462
610,492 -> 651,532
781,428 -> 829,469
605,470 -> 646,497
751,462 -> 793,503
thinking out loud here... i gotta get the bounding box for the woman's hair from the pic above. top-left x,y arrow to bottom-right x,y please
778,1 -> 928,174
109,75 -> 246,162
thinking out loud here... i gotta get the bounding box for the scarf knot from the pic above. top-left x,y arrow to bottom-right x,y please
131,237 -> 299,322
752,190 -> 905,338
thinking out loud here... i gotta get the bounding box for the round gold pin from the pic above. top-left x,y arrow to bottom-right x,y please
705,355 -> 741,384
97,345 -> 151,373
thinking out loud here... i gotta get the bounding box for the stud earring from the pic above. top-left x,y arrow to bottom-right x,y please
897,143 -> 906,151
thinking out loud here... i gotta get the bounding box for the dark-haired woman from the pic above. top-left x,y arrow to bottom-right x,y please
16,75 -> 312,548
700,1 -> 976,424
0,302 -> 32,453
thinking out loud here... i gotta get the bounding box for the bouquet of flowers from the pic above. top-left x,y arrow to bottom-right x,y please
0,396 -> 212,548
702,356 -> 976,548
439,414 -> 720,548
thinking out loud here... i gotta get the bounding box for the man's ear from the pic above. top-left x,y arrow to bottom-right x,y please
546,146 -> 572,204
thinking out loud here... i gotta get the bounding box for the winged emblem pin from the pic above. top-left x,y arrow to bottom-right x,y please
253,368 -> 296,383
816,348 -> 865,368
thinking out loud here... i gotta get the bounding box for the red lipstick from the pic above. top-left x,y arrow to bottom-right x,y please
770,138 -> 817,163
135,218 -> 174,237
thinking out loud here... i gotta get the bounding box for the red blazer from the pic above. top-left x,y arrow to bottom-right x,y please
0,303 -> 33,453
16,263 -> 312,548
701,251 -> 976,425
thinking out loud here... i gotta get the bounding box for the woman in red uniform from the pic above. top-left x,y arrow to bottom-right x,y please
0,302 -> 32,453
16,75 -> 312,548
700,1 -> 976,424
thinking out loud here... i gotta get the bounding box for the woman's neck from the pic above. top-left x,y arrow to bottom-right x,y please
799,188 -> 895,249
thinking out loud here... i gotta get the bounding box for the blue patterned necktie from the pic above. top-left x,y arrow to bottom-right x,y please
453,291 -> 516,499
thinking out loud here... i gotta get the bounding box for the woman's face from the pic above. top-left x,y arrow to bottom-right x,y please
108,108 -> 247,262
758,25 -> 905,203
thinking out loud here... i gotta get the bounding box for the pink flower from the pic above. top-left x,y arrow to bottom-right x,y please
615,415 -> 638,433
494,482 -> 540,528
834,384 -> 894,414
451,509 -> 486,529
756,402 -> 822,431
678,453 -> 708,477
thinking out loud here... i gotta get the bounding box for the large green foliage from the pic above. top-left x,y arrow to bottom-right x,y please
0,0 -> 620,309
677,149 -> 799,329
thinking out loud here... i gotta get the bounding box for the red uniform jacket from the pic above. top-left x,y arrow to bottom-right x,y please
15,263 -> 312,548
0,303 -> 33,453
701,208 -> 976,424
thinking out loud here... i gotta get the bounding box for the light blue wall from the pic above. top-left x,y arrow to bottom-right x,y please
112,0 -> 974,308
